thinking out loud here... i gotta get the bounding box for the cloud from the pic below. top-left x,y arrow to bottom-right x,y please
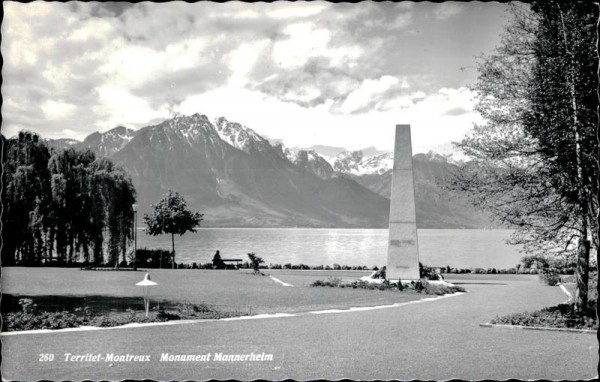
338,75 -> 402,114
254,59 -> 360,108
41,100 -> 77,120
434,3 -> 463,20
1,1 -> 507,155
444,106 -> 469,116
265,2 -> 329,19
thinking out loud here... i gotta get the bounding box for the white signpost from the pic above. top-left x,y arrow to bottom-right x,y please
136,273 -> 158,317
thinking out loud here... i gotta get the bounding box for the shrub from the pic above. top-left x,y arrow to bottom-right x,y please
333,264 -> 341,270
157,308 -> 181,321
135,248 -> 173,268
539,269 -> 561,286
414,280 -> 424,292
491,301 -> 597,330
372,266 -> 379,271
283,263 -> 292,270
423,281 -> 466,295
309,277 -> 465,296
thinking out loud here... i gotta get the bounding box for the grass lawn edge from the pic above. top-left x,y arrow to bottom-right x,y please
479,322 -> 596,334
1,292 -> 467,336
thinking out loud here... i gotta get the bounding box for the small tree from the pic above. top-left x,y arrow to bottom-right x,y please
247,252 -> 264,273
144,190 -> 203,269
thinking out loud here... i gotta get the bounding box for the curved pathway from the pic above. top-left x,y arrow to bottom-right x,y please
2,275 -> 597,380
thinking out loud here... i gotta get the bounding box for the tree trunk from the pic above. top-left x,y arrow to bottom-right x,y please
574,238 -> 590,310
558,4 -> 590,312
596,235 -> 599,378
171,232 -> 175,269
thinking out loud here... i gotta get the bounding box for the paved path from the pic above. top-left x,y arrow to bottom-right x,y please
2,275 -> 597,380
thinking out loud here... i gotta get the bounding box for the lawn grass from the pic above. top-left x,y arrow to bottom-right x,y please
487,273 -> 598,330
2,267 -> 424,316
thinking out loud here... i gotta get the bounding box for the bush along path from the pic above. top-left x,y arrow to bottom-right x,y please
311,278 -> 466,295
486,273 -> 598,331
489,300 -> 597,331
1,298 -> 246,332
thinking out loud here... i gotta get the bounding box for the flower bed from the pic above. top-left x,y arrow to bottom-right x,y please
490,300 -> 598,330
310,277 -> 466,295
1,298 -> 245,332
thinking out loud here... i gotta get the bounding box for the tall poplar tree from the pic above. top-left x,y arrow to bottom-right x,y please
1,131 -> 137,266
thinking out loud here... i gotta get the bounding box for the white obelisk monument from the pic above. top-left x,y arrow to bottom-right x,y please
386,124 -> 420,281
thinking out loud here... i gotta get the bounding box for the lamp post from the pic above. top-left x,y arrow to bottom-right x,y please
136,273 -> 158,317
132,203 -> 138,271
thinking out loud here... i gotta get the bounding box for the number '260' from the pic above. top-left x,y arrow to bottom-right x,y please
39,354 -> 54,362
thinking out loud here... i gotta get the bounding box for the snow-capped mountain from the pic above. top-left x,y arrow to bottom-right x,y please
294,146 -> 494,228
332,150 -> 393,176
303,145 -> 346,165
333,150 -> 364,173
54,113 -> 492,229
79,126 -> 136,157
272,142 -> 297,162
415,150 -> 464,165
213,116 -> 272,154
106,113 -> 390,228
272,144 -> 334,179
353,152 -> 393,176
45,138 -> 80,151
291,150 -> 335,180
156,113 -> 221,146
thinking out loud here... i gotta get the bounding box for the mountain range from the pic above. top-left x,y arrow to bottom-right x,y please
44,113 -> 494,229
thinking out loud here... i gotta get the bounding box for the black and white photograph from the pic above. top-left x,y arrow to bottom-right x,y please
1,1 -> 598,380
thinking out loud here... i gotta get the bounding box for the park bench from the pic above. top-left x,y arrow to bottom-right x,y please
221,258 -> 243,269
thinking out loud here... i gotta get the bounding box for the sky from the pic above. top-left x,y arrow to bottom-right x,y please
2,1 -> 510,154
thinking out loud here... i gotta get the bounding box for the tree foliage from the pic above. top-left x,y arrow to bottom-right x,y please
451,2 -> 598,309
1,131 -> 137,266
143,190 -> 203,268
247,252 -> 264,273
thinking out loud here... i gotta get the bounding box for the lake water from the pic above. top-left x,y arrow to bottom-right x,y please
136,228 -> 524,269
